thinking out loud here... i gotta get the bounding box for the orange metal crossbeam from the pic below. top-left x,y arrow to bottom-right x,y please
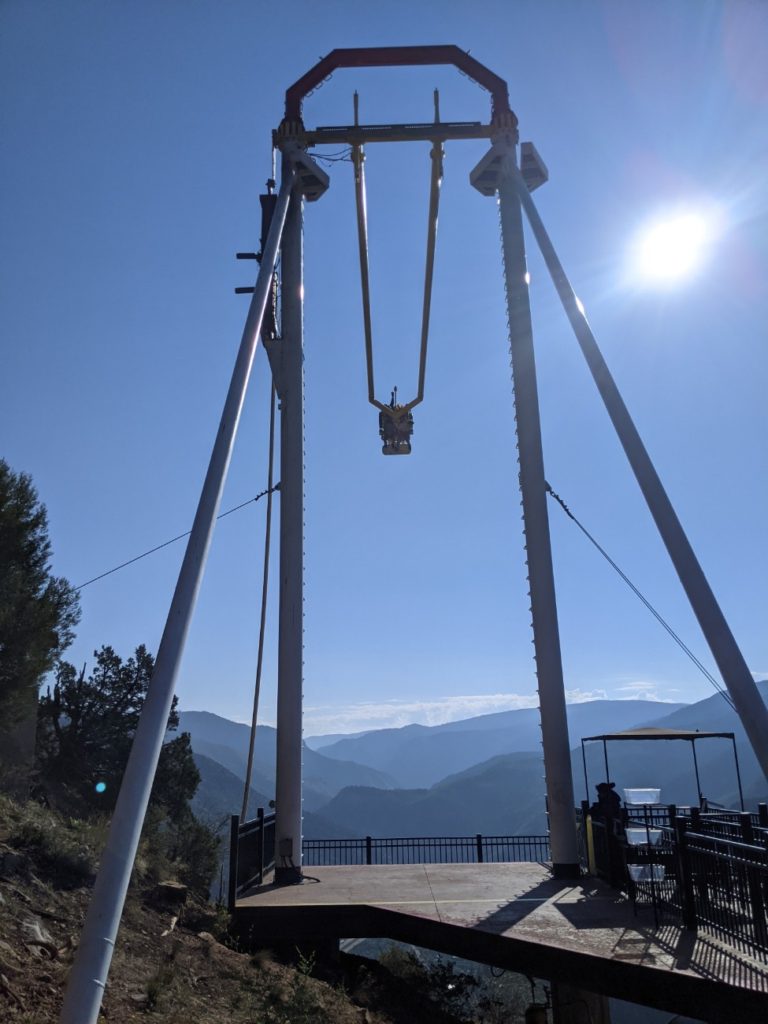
283,45 -> 515,127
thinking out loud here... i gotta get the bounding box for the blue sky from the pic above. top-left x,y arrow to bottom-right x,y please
2,1 -> 766,735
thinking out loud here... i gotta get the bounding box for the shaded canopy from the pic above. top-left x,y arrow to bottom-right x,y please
580,727 -> 744,809
581,729 -> 735,742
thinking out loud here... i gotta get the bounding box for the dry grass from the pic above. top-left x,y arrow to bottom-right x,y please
0,795 -> 481,1023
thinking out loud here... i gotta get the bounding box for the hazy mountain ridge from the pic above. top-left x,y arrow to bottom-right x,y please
319,751 -> 549,838
578,682 -> 768,809
191,751 -> 357,840
184,690 -> 767,843
318,687 -> 768,839
179,711 -> 398,810
314,700 -> 690,787
305,729 -> 373,750
191,751 -> 270,828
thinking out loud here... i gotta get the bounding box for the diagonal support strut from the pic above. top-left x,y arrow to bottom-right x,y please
509,161 -> 768,785
59,165 -> 298,1024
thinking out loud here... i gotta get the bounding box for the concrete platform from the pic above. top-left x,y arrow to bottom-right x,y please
235,862 -> 768,1020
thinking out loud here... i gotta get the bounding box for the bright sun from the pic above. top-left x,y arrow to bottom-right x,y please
633,210 -> 716,285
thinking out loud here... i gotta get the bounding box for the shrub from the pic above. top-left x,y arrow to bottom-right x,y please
138,809 -> 219,898
7,801 -> 101,887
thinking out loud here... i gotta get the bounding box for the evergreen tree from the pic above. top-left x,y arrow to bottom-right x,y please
153,731 -> 201,824
37,644 -> 219,894
37,644 -> 182,813
0,459 -> 80,789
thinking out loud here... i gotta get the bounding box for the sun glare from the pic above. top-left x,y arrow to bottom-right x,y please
632,210 -> 717,285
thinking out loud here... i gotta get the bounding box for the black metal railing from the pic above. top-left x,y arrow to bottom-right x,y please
230,821 -> 551,899
302,834 -> 551,866
228,808 -> 276,910
617,804 -> 767,850
482,835 -> 551,863
588,815 -> 609,878
588,815 -> 627,886
574,805 -> 591,872
627,805 -> 679,828
690,807 -> 768,844
301,837 -> 370,866
624,804 -> 768,847
683,827 -> 768,955
588,803 -> 768,959
623,821 -> 680,927
230,798 -> 768,959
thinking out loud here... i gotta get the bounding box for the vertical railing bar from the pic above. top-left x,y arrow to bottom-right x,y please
228,814 -> 240,912
256,806 -> 265,885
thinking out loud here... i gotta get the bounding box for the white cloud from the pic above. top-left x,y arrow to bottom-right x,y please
239,682 -> 683,735
304,693 -> 535,735
751,670 -> 768,682
304,688 -> 609,736
612,680 -> 681,702
565,688 -> 609,703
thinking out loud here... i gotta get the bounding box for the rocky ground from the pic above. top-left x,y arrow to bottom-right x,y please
0,795 -> 528,1023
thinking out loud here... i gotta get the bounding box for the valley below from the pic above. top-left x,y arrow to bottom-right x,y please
180,683 -> 768,844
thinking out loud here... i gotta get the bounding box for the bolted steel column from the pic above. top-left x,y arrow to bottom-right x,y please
497,145 -> 579,877
274,170 -> 305,884
510,164 -> 768,786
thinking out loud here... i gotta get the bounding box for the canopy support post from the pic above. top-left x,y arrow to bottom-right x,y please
581,740 -> 589,804
691,739 -> 702,807
732,736 -> 745,811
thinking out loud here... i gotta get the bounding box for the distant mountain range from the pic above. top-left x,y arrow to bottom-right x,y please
318,750 -> 550,838
178,710 -> 396,810
190,751 -> 356,840
308,700 -> 689,788
315,687 -> 768,838
305,730 -> 371,750
179,687 -> 768,843
575,684 -> 768,810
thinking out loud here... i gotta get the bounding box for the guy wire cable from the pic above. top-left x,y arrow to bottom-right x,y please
545,481 -> 735,711
76,484 -> 280,591
242,380 -> 278,820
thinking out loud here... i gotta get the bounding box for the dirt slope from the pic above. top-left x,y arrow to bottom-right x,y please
0,795 -> 472,1023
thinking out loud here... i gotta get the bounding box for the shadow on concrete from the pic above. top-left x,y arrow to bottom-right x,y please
234,862 -> 768,1020
473,875 -> 634,935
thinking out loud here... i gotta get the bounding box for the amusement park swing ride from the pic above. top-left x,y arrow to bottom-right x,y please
59,46 -> 768,1024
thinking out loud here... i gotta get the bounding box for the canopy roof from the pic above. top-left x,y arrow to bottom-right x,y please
580,728 -> 743,809
582,728 -> 735,742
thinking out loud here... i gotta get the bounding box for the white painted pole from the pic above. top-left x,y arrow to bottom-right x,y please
274,171 -> 305,883
511,166 -> 768,785
59,167 -> 296,1024
497,146 -> 580,877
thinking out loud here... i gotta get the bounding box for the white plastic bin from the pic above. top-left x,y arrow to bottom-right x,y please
626,827 -> 663,846
623,788 -> 661,805
627,864 -> 665,882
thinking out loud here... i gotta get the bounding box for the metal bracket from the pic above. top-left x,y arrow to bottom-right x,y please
470,140 -> 547,196
277,142 -> 330,201
262,335 -> 283,398
520,142 -> 548,192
